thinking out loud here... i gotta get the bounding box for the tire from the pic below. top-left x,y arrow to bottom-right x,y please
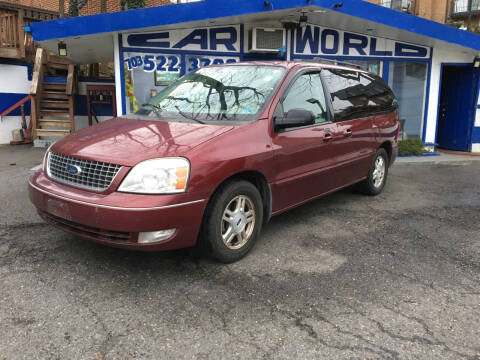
356,148 -> 389,196
200,180 -> 263,263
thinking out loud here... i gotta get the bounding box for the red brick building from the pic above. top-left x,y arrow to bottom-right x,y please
365,0 -> 480,28
0,0 -> 173,16
365,0 -> 454,23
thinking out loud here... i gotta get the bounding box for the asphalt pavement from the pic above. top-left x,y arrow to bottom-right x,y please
0,145 -> 479,359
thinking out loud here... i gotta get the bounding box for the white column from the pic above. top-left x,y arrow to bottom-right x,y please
113,34 -> 124,116
286,29 -> 291,61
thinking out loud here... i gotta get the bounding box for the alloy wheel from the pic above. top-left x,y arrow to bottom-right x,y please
221,195 -> 256,250
372,156 -> 386,188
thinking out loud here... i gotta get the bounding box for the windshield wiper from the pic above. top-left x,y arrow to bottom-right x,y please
141,103 -> 163,119
174,106 -> 205,124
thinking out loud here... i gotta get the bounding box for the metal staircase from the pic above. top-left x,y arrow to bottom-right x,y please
30,48 -> 76,140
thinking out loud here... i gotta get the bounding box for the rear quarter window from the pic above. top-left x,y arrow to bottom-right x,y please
321,69 -> 396,122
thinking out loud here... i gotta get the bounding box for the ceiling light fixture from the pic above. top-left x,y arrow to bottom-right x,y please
299,12 -> 308,28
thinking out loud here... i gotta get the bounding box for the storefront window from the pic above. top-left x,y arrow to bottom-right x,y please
123,52 -> 240,114
123,53 -> 182,114
388,62 -> 428,139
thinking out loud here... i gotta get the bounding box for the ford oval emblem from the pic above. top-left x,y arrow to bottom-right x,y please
66,164 -> 82,176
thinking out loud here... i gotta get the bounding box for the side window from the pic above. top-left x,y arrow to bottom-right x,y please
321,69 -> 396,122
367,74 -> 397,113
282,72 -> 328,124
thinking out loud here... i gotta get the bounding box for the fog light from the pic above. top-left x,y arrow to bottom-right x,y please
138,229 -> 176,244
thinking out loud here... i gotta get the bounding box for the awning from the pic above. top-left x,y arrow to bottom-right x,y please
30,0 -> 480,64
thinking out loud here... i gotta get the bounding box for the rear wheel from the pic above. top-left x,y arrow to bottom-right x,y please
356,148 -> 389,196
201,180 -> 263,263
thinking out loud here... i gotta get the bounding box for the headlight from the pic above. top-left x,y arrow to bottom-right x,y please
118,157 -> 190,194
42,143 -> 54,172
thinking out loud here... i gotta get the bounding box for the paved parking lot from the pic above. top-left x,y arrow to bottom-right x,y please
1,145 -> 479,359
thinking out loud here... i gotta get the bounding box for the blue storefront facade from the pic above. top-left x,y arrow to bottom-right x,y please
28,0 -> 480,152
118,23 -> 433,143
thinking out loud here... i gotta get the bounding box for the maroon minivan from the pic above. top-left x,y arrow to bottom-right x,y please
29,61 -> 399,262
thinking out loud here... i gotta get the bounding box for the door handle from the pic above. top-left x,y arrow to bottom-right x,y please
324,133 -> 333,142
344,129 -> 353,137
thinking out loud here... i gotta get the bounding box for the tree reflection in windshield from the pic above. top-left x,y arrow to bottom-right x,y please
137,66 -> 286,123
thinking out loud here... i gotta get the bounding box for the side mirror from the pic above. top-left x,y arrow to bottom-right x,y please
275,109 -> 315,130
392,99 -> 399,109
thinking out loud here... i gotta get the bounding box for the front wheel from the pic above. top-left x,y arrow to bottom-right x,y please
356,148 -> 389,196
201,180 -> 263,263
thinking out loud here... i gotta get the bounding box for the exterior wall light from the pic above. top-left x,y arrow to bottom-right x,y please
474,57 -> 480,68
58,41 -> 67,57
299,12 -> 308,28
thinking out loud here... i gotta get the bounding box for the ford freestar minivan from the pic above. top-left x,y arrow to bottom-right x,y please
29,61 -> 399,262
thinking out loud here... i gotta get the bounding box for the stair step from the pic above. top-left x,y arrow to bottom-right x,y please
36,129 -> 71,137
40,100 -> 70,109
43,82 -> 66,90
39,119 -> 71,128
43,92 -> 69,100
40,110 -> 70,117
47,63 -> 69,71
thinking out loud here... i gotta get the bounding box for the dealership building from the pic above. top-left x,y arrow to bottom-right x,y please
3,0 -> 480,151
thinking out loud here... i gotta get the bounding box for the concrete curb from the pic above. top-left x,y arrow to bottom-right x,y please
395,154 -> 480,165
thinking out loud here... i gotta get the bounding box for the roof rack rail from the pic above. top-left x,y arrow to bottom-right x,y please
297,57 -> 364,70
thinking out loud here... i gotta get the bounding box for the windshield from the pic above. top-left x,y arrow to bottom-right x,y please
135,65 -> 286,123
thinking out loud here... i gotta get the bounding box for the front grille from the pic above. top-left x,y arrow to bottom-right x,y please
39,211 -> 131,243
47,152 -> 122,192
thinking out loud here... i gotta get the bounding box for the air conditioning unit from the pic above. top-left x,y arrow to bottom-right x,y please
248,27 -> 286,53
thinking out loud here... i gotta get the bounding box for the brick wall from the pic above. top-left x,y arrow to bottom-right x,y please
414,0 -> 450,23
1,0 -> 172,15
0,0 -> 62,12
364,0 -> 451,23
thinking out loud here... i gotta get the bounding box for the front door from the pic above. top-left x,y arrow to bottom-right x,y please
270,71 -> 340,212
437,65 -> 478,151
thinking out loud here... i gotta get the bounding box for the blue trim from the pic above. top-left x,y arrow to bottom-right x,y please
291,54 -> 430,62
119,34 -> 126,116
30,0 -> 480,52
0,93 -> 31,116
180,53 -> 186,75
43,76 -> 67,83
471,71 -> 480,145
240,23 -> 245,54
0,93 -> 114,117
45,77 -> 115,84
382,60 -> 389,82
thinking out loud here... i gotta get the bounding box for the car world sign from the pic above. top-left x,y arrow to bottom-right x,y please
121,24 -> 431,75
294,25 -> 430,58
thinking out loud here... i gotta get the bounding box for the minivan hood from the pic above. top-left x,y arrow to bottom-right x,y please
51,117 -> 233,167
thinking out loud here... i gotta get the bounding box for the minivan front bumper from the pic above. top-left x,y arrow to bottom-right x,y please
28,171 -> 207,251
